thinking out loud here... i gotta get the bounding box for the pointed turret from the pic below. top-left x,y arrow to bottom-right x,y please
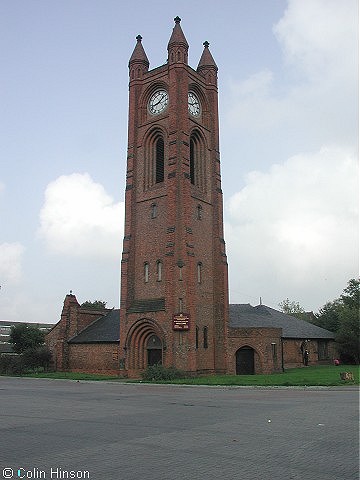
167,16 -> 189,65
129,35 -> 149,79
197,41 -> 218,84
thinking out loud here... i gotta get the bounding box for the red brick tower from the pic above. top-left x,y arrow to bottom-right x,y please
119,17 -> 228,377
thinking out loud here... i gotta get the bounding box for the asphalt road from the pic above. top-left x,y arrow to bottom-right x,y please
0,377 -> 358,480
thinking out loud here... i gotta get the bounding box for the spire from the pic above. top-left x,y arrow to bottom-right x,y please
129,35 -> 149,76
197,41 -> 217,71
167,16 -> 189,65
197,41 -> 218,83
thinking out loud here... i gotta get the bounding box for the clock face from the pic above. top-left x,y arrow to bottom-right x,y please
148,90 -> 169,115
188,92 -> 200,116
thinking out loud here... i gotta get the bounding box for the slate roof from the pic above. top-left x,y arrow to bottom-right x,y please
229,304 -> 335,339
68,309 -> 120,344
127,298 -> 165,314
68,303 -> 334,344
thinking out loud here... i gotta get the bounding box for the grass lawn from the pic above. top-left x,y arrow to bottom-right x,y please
14,365 -> 359,386
166,365 -> 359,387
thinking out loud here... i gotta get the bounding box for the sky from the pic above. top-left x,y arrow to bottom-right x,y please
0,0 -> 358,324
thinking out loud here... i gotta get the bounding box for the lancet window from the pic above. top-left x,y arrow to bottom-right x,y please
144,131 -> 165,189
189,131 -> 205,191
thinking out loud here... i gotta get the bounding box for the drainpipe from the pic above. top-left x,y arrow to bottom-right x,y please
281,337 -> 285,372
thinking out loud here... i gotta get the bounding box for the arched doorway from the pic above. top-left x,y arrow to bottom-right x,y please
125,319 -> 164,372
146,334 -> 162,366
236,346 -> 255,375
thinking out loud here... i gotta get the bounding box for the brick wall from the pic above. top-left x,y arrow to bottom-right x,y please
283,339 -> 336,369
68,343 -> 120,374
46,294 -> 111,371
227,327 -> 283,374
119,27 -> 228,377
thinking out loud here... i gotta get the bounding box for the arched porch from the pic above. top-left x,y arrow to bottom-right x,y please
124,318 -> 165,375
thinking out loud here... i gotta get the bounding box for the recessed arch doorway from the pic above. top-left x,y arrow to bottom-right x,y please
146,334 -> 162,366
125,319 -> 164,372
236,346 -> 255,375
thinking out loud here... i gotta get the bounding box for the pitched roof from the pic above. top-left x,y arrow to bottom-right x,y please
67,303 -> 334,344
229,304 -> 335,339
68,309 -> 120,344
168,16 -> 189,49
197,41 -> 217,70
129,35 -> 149,67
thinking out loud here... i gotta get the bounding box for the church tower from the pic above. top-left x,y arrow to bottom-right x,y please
119,17 -> 229,377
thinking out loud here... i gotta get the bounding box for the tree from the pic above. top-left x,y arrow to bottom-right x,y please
6,324 -> 52,373
278,298 -> 306,319
80,300 -> 107,310
315,278 -> 359,364
336,306 -> 360,364
9,324 -> 45,354
314,300 -> 342,332
340,278 -> 359,310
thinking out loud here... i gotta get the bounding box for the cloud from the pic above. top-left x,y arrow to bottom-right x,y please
228,70 -> 285,131
226,0 -> 358,147
232,70 -> 274,97
226,146 -> 358,310
224,0 -> 358,311
273,0 -> 358,81
38,173 -> 124,259
0,242 -> 25,285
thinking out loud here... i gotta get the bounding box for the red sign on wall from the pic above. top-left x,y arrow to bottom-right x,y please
172,313 -> 190,331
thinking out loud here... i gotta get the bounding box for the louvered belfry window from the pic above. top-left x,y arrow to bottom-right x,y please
144,131 -> 165,189
190,138 -> 195,185
189,131 -> 205,191
155,137 -> 164,184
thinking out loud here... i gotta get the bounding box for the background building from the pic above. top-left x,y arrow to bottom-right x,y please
0,320 -> 52,355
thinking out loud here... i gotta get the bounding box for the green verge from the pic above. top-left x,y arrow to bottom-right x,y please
9,365 -> 359,386
21,372 -> 122,381
165,365 -> 359,387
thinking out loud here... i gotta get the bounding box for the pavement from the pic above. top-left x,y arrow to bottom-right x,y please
0,377 -> 358,480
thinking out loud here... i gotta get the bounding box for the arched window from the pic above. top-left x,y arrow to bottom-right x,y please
155,137 -> 164,183
190,138 -> 195,185
156,260 -> 162,282
189,131 -> 205,191
151,203 -> 157,219
197,262 -> 202,284
144,131 -> 165,189
144,262 -> 149,283
203,326 -> 208,349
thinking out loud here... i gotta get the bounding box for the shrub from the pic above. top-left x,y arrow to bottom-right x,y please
0,354 -> 25,375
0,347 -> 52,375
22,347 -> 52,372
141,364 -> 185,381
